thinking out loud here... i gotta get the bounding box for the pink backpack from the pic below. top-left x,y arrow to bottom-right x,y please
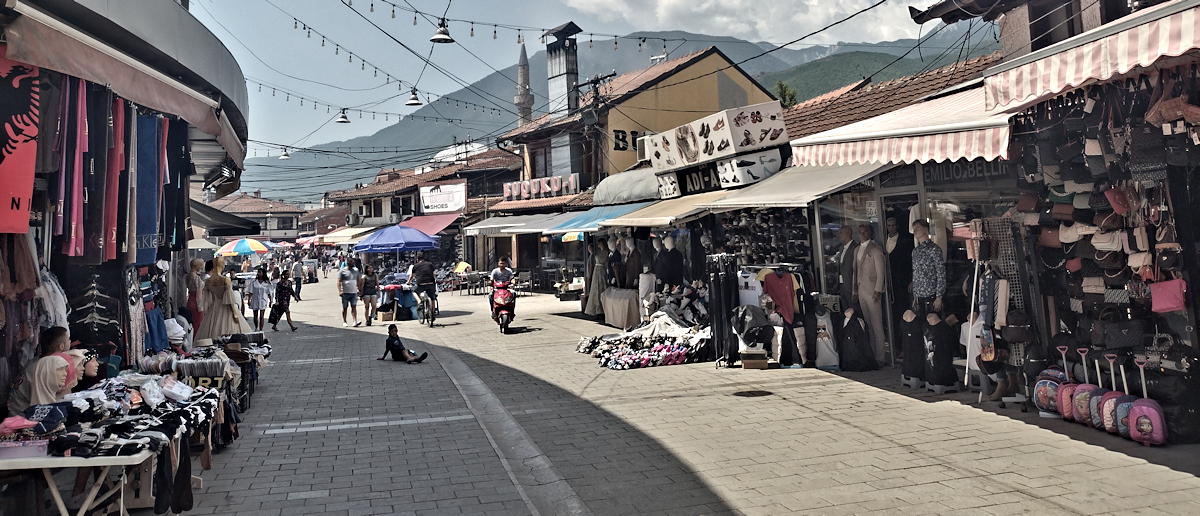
1072,384 -> 1098,425
1058,384 -> 1078,421
1128,399 -> 1167,446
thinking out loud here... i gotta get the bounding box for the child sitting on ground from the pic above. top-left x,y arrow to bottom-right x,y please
378,324 -> 427,363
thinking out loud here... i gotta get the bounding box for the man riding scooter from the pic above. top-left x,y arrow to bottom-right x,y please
489,257 -> 516,332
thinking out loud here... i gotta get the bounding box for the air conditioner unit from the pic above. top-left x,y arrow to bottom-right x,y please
388,213 -> 400,224
636,133 -> 655,163
347,213 -> 361,226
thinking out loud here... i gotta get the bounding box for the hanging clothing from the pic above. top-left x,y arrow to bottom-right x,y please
607,247 -> 625,288
104,98 -> 125,262
35,70 -> 62,177
134,115 -> 160,266
654,248 -> 685,287
584,251 -> 608,316
125,105 -> 137,266
0,58 -> 40,234
736,269 -> 763,307
62,79 -> 87,256
194,279 -> 251,340
757,269 -> 800,324
53,74 -> 69,236
144,307 -> 168,354
623,248 -> 641,289
81,85 -> 112,264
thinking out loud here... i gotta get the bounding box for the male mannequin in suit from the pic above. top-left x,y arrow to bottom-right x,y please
836,226 -> 859,313
855,224 -> 888,365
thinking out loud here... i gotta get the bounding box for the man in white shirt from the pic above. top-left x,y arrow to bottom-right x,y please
338,258 -> 363,327
291,259 -> 305,301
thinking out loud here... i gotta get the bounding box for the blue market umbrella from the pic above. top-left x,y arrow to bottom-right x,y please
353,225 -> 440,253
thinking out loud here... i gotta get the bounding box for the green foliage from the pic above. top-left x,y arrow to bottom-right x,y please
756,51 -> 929,104
774,80 -> 798,108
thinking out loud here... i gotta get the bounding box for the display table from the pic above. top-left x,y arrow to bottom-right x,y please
0,450 -> 153,516
601,288 -> 641,331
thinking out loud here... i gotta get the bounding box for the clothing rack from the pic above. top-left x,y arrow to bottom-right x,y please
707,253 -> 738,367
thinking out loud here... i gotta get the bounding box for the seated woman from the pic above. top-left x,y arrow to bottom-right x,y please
8,327 -> 98,415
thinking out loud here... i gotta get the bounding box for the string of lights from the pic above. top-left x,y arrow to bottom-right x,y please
246,77 -> 506,121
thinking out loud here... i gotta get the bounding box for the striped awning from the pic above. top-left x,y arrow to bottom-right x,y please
984,0 -> 1200,111
791,87 -> 1011,167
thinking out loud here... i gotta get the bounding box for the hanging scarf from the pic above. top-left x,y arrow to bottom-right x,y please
134,114 -> 159,266
62,78 -> 87,256
104,98 -> 125,262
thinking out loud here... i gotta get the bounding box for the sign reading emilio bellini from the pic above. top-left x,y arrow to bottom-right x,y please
502,173 -> 580,201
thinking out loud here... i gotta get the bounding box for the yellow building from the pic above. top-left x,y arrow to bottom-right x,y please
499,41 -> 775,209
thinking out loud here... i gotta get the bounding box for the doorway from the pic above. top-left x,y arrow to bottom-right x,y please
881,193 -> 921,364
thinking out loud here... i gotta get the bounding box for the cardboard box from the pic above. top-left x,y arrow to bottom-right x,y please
741,351 -> 768,369
378,311 -> 395,322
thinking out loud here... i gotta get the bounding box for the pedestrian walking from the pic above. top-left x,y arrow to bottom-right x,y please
271,270 -> 299,332
248,268 -> 273,331
361,264 -> 379,325
291,258 -> 305,301
339,257 -> 362,327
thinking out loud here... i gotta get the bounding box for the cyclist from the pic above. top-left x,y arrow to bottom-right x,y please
407,251 -> 438,316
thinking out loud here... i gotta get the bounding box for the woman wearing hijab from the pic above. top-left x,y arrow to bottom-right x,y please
195,256 -> 253,340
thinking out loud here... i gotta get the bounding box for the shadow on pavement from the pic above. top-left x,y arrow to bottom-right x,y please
429,310 -> 472,319
499,326 -> 541,335
836,366 -> 1200,477
548,311 -> 605,324
441,347 -> 736,516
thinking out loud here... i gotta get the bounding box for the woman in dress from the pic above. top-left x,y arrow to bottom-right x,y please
361,264 -> 380,326
584,238 -> 609,316
272,269 -> 299,332
195,256 -> 253,340
247,268 -> 273,331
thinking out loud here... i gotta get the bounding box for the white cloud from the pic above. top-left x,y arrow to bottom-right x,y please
560,0 -> 931,45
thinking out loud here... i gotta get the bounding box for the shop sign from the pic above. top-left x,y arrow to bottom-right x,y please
502,173 -> 579,201
716,148 -> 782,188
923,159 -> 1006,186
181,376 -> 226,389
647,100 -> 788,174
878,166 -> 917,189
420,183 -> 466,213
656,162 -> 721,199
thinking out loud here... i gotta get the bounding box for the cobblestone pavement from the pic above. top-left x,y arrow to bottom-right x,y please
165,283 -> 1200,515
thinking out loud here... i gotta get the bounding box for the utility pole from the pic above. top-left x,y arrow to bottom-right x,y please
576,70 -> 616,188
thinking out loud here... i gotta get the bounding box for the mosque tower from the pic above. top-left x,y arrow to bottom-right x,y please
514,44 -> 534,126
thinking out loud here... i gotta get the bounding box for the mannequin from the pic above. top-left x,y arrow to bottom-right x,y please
585,238 -> 609,316
608,237 -> 625,288
623,237 -> 641,289
657,236 -> 685,288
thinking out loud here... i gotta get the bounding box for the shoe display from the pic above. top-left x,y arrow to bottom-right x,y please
716,139 -> 729,151
712,118 -> 725,131
768,127 -> 785,141
759,128 -> 771,142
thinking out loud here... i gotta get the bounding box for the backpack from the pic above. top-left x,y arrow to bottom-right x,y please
1073,384 -> 1099,425
1058,383 -> 1078,421
1034,367 -> 1068,413
1107,394 -> 1138,435
1129,399 -> 1168,445
1089,388 -> 1112,429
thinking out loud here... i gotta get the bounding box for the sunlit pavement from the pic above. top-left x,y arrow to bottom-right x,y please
163,281 -> 1200,515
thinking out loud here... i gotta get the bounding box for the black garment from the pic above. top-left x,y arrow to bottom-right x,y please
171,439 -> 194,513
730,305 -> 773,351
80,85 -> 112,265
837,241 -> 859,312
924,320 -> 959,386
153,448 -> 173,514
900,316 -> 925,380
608,248 -> 625,288
654,248 -> 685,287
410,261 -> 435,285
840,309 -> 878,372
35,70 -> 63,175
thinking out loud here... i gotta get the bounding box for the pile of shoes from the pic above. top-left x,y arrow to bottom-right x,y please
719,209 -> 812,267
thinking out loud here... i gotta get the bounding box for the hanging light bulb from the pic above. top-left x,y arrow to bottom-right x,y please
300,99 -> 304,106
349,53 -> 353,62
517,30 -> 521,44
470,23 -> 474,37
307,28 -> 311,38
493,25 -> 497,39
258,84 -> 261,92
385,113 -> 389,121
372,112 -> 376,120
374,68 -> 377,77
392,6 -> 395,18
314,102 -> 317,110
430,19 -> 454,43
336,109 -> 350,123
286,93 -> 290,101
639,38 -> 643,52
327,106 -> 331,113
614,39 -> 618,50
272,89 -> 276,96
362,61 -> 365,70
406,88 -> 422,106
335,45 -> 339,55
347,0 -> 351,5
359,111 -> 362,118
294,19 -> 298,29
590,34 -> 593,48
414,14 -> 418,25
279,148 -> 291,160
370,2 -> 374,12
321,37 -> 325,47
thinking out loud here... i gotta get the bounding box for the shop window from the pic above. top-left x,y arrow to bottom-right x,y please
533,148 -> 547,178
277,217 -> 294,230
818,188 -> 880,297
1030,0 -> 1082,52
372,200 -> 383,218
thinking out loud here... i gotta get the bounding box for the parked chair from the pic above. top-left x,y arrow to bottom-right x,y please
515,271 -> 532,297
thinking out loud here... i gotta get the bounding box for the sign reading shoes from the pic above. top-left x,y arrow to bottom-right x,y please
648,100 -> 788,174
420,183 -> 466,213
502,173 -> 580,201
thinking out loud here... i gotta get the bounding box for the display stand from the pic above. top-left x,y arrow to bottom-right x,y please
0,450 -> 152,516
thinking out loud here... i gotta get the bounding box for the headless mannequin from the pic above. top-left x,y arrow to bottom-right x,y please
623,238 -> 641,289
658,236 -> 685,288
608,237 -> 626,288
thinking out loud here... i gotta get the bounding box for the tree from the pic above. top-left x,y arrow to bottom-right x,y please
774,80 -> 798,108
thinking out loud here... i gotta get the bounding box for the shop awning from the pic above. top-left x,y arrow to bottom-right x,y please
600,190 -> 729,227
189,200 -> 260,237
698,163 -> 891,209
320,226 -> 380,244
790,88 -> 1011,167
399,213 -> 460,236
983,0 -> 1200,111
463,214 -> 549,236
500,212 -> 581,234
3,3 -> 245,169
593,167 -> 660,205
188,238 -> 219,250
543,202 -> 654,234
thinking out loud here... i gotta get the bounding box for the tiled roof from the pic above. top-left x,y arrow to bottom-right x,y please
459,148 -> 523,172
327,164 -> 464,202
464,196 -> 502,216
207,193 -> 305,214
783,52 -> 1001,140
300,205 -> 350,224
501,47 -> 751,142
566,189 -> 594,208
490,194 -> 581,212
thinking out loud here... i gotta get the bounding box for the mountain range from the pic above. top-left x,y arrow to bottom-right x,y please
242,22 -> 998,202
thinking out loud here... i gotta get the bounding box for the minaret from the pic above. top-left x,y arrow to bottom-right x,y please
514,44 -> 534,126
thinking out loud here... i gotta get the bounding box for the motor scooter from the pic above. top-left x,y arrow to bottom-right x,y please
492,280 -> 515,334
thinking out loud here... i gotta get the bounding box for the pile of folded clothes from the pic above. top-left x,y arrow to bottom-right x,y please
576,310 -> 712,370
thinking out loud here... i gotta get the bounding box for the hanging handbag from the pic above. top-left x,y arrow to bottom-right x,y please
1105,187 -> 1131,214
1073,237 -> 1097,258
1066,257 -> 1083,272
1128,161 -> 1168,181
1064,180 -> 1093,193
1104,288 -> 1132,305
1082,276 -> 1106,294
1016,192 -> 1040,213
1052,203 -> 1076,221
1059,223 -> 1082,243
1073,192 -> 1092,209
1076,223 -> 1100,235
1155,223 -> 1178,249
1121,230 -> 1135,255
1041,247 -> 1066,270
1094,211 -> 1122,230
1003,311 -> 1036,343
1090,231 -> 1122,251
1134,226 -> 1149,251
1094,250 -> 1126,269
1158,247 -> 1182,271
1104,320 -> 1145,349
1151,278 -> 1187,313
1090,306 -> 1121,347
1023,212 -> 1041,226
1103,267 -> 1132,287
1128,252 -> 1153,270
1039,227 -> 1062,248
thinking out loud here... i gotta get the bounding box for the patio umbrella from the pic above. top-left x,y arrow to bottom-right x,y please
217,238 -> 270,256
188,238 -> 219,250
353,225 -> 439,253
296,236 -> 319,245
260,240 -> 281,249
276,241 -> 295,247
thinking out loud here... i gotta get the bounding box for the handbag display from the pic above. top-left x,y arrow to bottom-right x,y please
1082,276 -> 1106,294
1105,187 -> 1131,214
1059,223 -> 1083,243
1103,267 -> 1131,287
1052,203 -> 1076,221
1003,310 -> 1036,343
1134,226 -> 1149,251
1151,278 -> 1187,313
1016,192 -> 1040,213
1104,320 -> 1145,349
1073,192 -> 1092,209
1048,186 -> 1073,204
1039,228 -> 1062,248
1094,211 -> 1122,230
1066,257 -> 1083,272
1128,252 -> 1153,270
1104,288 -> 1132,305
1094,250 -> 1125,269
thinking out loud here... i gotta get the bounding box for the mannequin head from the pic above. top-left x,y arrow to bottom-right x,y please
596,237 -> 608,253
858,224 -> 874,243
624,238 -> 635,252
651,237 -> 662,252
663,236 -> 675,250
838,226 -> 853,245
886,217 -> 898,237
190,258 -> 204,275
912,219 -> 931,242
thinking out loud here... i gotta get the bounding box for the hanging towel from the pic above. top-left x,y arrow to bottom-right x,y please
134,115 -> 159,266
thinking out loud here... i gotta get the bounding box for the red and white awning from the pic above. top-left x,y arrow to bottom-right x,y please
984,0 -> 1200,111
791,87 -> 1011,167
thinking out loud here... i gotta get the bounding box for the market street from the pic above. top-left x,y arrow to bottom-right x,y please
168,284 -> 1200,516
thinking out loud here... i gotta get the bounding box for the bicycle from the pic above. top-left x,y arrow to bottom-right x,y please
417,291 -> 436,327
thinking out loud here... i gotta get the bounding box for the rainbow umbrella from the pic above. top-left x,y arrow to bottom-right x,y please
217,238 -> 269,256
